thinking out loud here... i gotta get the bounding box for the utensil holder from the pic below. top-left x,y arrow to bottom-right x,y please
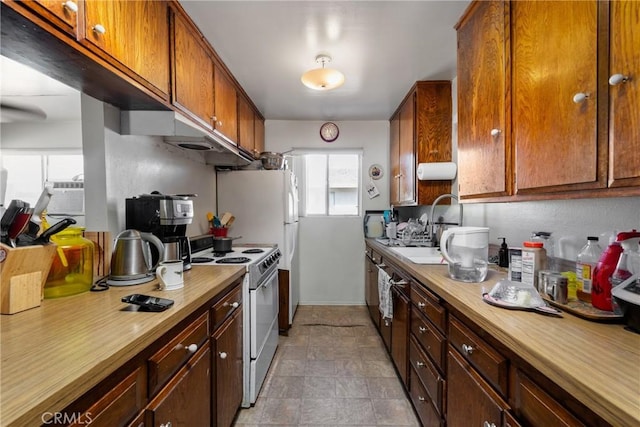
0,243 -> 56,314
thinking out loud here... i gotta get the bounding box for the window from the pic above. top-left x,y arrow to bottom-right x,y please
301,152 -> 361,216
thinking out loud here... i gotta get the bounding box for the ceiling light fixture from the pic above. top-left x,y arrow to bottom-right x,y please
301,54 -> 345,91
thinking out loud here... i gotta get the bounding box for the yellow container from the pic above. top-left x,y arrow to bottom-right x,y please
44,227 -> 94,298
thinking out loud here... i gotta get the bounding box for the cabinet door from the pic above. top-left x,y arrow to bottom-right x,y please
365,255 -> 380,329
512,0 -> 601,192
238,94 -> 256,156
447,347 -> 506,427
173,10 -> 215,129
398,95 -> 416,204
254,116 -> 265,158
21,0 -> 79,34
213,65 -> 238,144
146,345 -> 211,427
608,0 -> 640,188
390,113 -> 401,205
456,0 -> 511,198
213,308 -> 243,427
390,286 -> 409,386
83,0 -> 170,98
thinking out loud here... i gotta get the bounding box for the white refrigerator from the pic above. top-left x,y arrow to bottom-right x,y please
217,169 -> 299,325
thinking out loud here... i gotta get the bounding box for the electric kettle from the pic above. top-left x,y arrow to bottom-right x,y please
107,229 -> 165,286
440,226 -> 489,282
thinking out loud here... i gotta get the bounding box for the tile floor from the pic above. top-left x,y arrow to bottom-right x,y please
234,305 -> 420,426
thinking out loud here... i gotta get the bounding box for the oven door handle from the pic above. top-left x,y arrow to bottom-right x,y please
257,266 -> 278,290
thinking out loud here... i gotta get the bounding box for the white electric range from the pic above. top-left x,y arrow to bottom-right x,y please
190,236 -> 281,407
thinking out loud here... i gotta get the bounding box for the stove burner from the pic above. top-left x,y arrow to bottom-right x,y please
242,249 -> 265,254
216,257 -> 251,264
191,257 -> 215,263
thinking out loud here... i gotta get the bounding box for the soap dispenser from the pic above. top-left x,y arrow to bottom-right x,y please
498,237 -> 509,268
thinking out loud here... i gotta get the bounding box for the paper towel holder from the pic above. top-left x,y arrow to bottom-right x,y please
416,162 -> 457,181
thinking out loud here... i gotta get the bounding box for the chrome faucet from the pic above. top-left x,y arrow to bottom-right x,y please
427,193 -> 463,246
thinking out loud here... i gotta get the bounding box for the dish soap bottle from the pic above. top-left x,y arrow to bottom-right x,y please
498,237 -> 509,268
575,236 -> 603,301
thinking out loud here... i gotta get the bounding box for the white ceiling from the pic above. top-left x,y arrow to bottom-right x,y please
180,0 -> 471,120
0,1 -> 471,123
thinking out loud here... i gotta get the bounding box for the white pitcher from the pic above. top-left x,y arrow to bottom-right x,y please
440,226 -> 489,282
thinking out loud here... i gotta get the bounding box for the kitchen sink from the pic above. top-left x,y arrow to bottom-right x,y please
388,246 -> 447,265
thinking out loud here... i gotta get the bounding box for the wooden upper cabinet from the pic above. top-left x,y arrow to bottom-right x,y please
82,0 -> 170,98
238,94 -> 256,156
213,64 -> 238,144
254,116 -> 265,156
390,81 -> 452,206
172,8 -> 215,129
512,0 -> 602,193
19,0 -> 79,35
455,0 -> 510,199
608,0 -> 640,188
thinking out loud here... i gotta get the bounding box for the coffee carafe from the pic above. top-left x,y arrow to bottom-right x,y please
440,226 -> 489,282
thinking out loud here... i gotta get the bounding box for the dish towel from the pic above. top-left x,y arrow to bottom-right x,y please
378,267 -> 393,321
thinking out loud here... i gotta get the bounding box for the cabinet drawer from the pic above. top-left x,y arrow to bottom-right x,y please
148,312 -> 209,397
410,308 -> 445,371
409,365 -> 443,427
409,336 -> 444,414
211,285 -> 242,330
511,368 -> 585,427
449,316 -> 508,397
69,368 -> 145,427
411,284 -> 446,333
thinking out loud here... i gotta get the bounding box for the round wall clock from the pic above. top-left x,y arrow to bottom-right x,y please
320,122 -> 339,142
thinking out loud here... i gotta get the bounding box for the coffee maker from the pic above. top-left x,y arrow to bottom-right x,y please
125,193 -> 194,270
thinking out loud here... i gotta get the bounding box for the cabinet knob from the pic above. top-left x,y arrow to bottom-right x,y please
62,1 -> 78,12
417,302 -> 426,308
394,174 -> 403,179
377,263 -> 387,268
483,422 -> 497,427
416,361 -> 425,368
418,396 -> 426,402
609,74 -> 629,86
490,129 -> 501,137
390,278 -> 408,287
160,423 -> 172,427
219,351 -> 228,359
225,301 -> 239,309
185,344 -> 198,353
572,92 -> 589,104
92,24 -> 106,35
418,326 -> 427,333
461,343 -> 475,355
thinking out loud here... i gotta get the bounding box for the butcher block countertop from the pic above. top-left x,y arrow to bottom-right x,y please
0,265 -> 245,427
367,239 -> 640,427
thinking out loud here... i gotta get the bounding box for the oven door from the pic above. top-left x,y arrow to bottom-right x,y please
250,267 -> 279,359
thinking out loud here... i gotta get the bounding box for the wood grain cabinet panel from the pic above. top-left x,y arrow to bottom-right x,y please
172,9 -> 215,129
455,0 -> 511,198
212,308 -> 243,427
409,364 -> 443,427
238,94 -> 256,157
512,0 -> 601,193
145,345 -> 211,427
365,252 -> 381,329
390,285 -> 410,386
17,0 -> 79,35
213,65 -> 238,144
254,116 -> 265,156
82,0 -> 170,98
409,336 -> 444,415
410,307 -> 445,372
390,81 -> 452,206
447,347 -> 508,427
410,284 -> 446,333
211,285 -> 242,330
608,0 -> 640,188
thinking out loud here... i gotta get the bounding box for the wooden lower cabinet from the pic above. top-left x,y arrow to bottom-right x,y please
365,250 -> 381,328
447,346 -> 508,427
145,345 -> 211,426
409,364 -> 443,427
390,285 -> 410,385
212,308 -> 243,427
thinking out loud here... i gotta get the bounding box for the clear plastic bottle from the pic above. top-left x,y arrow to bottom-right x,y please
576,236 -> 603,298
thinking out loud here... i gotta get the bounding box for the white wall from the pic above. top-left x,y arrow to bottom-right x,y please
266,120 -> 389,305
1,120 -> 82,149
81,95 -> 217,237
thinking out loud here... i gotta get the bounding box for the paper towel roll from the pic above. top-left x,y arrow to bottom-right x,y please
416,162 -> 457,180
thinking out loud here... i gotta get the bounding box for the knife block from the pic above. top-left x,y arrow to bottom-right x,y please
0,243 -> 56,314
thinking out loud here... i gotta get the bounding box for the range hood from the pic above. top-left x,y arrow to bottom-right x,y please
120,110 -> 253,167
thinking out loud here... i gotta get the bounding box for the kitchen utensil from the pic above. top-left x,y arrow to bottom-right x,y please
7,208 -> 33,247
212,236 -> 242,253
31,186 -> 53,224
225,215 -> 235,227
259,152 -> 285,170
34,218 -> 77,244
220,212 -> 233,226
440,226 -> 489,282
1,200 -> 27,244
107,229 -> 165,286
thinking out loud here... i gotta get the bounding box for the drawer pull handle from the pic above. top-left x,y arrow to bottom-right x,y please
483,422 -> 497,427
418,396 -> 426,402
418,326 -> 426,333
224,301 -> 239,309
377,263 -> 387,268
62,1 -> 78,12
92,24 -> 106,35
417,302 -> 426,308
462,343 -> 474,355
219,352 -> 228,359
416,361 -> 425,368
609,74 -> 629,86
390,279 -> 408,286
